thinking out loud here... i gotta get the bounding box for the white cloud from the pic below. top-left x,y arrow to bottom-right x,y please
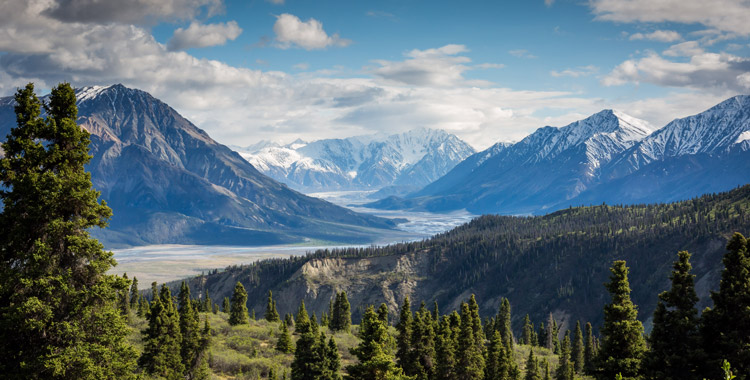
273,13 -> 351,50
589,0 -> 750,36
602,50 -> 750,91
370,45 -> 490,87
629,30 -> 681,42
509,49 -> 537,59
662,41 -> 704,57
550,65 -> 599,77
167,21 -> 242,51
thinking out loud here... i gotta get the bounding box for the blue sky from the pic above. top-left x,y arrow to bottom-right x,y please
0,0 -> 749,148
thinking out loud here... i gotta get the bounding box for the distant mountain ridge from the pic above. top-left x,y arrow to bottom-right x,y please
0,84 -> 397,247
367,96 -> 750,215
235,128 -> 476,197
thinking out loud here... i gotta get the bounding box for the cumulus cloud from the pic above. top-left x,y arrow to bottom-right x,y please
167,21 -> 242,51
370,45 -> 491,87
273,13 -> 351,50
662,41 -> 704,57
43,0 -> 223,25
602,50 -> 750,91
589,0 -> 750,36
550,65 -> 599,78
629,30 -> 681,42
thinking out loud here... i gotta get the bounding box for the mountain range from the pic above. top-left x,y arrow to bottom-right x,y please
0,84 -> 397,247
233,128 -> 475,197
367,95 -> 750,215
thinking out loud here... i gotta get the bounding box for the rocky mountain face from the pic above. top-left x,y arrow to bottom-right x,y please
236,128 -> 475,197
369,96 -> 750,214
0,84 -> 396,247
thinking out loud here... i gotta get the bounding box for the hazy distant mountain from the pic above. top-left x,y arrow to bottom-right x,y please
368,109 -> 656,214
236,128 -> 476,197
0,84 -> 396,247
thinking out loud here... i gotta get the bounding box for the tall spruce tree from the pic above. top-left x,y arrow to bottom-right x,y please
377,303 -> 389,325
525,349 -> 540,380
295,300 -> 311,334
331,291 -> 352,333
178,282 -> 204,378
457,302 -> 485,380
266,290 -> 280,322
229,281 -> 249,326
522,314 -> 533,345
140,285 -> 184,379
129,276 -> 140,309
435,316 -> 458,380
496,298 -> 513,350
324,336 -> 342,380
277,322 -> 294,353
555,332 -> 573,380
291,319 -> 321,380
571,321 -> 585,375
345,305 -> 410,380
485,330 -> 507,380
0,83 -> 137,379
701,233 -> 750,380
410,305 -> 436,380
644,251 -> 701,380
584,322 -> 595,375
396,296 -> 413,373
596,261 -> 647,380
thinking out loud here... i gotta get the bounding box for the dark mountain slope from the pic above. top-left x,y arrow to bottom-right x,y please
183,185 -> 750,335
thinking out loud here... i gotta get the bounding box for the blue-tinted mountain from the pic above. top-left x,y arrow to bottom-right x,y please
0,84 -> 396,247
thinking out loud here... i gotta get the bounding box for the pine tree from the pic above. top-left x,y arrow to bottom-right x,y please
331,291 -> 352,333
496,298 -> 513,350
542,359 -> 551,380
266,290 -> 280,322
320,334 -> 342,380
229,281 -> 249,326
222,297 -> 230,313
345,305 -> 410,380
485,330 -> 507,380
0,83 -> 137,379
138,297 -> 149,317
277,322 -> 295,353
701,233 -> 750,380
584,322 -> 595,375
435,316 -> 458,380
546,314 -> 555,350
396,296 -> 413,374
286,312 -> 296,328
140,285 -> 185,379
522,314 -> 533,345
537,322 -> 546,348
377,303 -> 389,325
571,321 -> 584,375
596,261 -> 647,380
468,295 -> 484,349
295,300 -> 311,334
129,276 -> 140,309
643,251 -> 701,380
178,282 -> 204,377
456,302 -> 484,380
525,349 -> 540,380
410,305 -> 436,380
433,301 -> 440,320
291,324 -> 321,380
118,273 -> 131,322
556,332 -> 573,380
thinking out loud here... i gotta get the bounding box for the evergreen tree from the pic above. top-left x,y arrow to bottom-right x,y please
537,322 -> 546,348
118,273 -> 131,322
410,305 -> 436,380
295,300 -> 311,334
277,322 -> 294,353
435,316 -> 458,380
496,298 -> 513,350
0,83 -> 137,379
266,290 -> 280,322
433,301 -> 440,321
584,322 -> 595,374
522,314 -> 533,345
345,305 -> 410,380
286,313 -> 296,328
525,349 -> 540,380
545,314 -> 555,350
468,295 -> 484,349
571,321 -> 584,375
251,309 -> 256,320
320,334 -> 342,380
331,291 -> 352,333
542,359 -> 551,380
396,296 -> 413,373
178,282 -> 203,377
701,233 -> 750,380
140,285 -> 185,379
222,297 -> 230,313
138,297 -> 149,317
644,251 -> 701,380
229,281 -> 249,326
556,332 -> 573,380
596,261 -> 647,380
378,303 -> 389,325
129,276 -> 140,309
456,302 -> 484,380
485,330 -> 507,380
291,324 -> 321,380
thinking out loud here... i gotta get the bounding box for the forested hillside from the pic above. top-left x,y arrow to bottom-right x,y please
186,185 -> 750,332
